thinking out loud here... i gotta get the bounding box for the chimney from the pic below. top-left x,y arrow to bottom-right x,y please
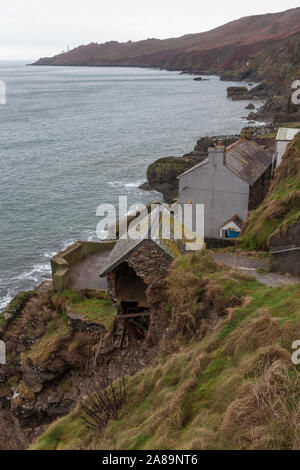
208,145 -> 225,168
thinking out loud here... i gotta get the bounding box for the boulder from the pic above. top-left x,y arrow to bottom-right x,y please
146,156 -> 205,202
227,86 -> 249,100
138,181 -> 152,191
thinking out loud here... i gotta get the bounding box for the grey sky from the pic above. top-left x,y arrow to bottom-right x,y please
1,0 -> 299,60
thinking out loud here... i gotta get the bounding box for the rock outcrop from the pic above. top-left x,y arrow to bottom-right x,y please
33,8 -> 300,86
0,282 -> 159,449
227,86 -> 249,100
146,156 -> 206,202
248,94 -> 300,123
31,8 -> 300,125
270,220 -> 300,275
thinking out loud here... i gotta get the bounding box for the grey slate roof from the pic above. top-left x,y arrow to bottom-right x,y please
225,139 -> 272,185
177,138 -> 272,185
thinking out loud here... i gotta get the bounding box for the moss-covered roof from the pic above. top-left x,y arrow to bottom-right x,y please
99,206 -> 204,276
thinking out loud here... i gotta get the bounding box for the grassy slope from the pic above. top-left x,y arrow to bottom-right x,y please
26,290 -> 116,364
32,253 -> 300,450
239,132 -> 300,250
0,288 -> 116,372
53,289 -> 116,330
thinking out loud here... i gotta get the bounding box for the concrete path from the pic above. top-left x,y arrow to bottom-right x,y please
69,250 -> 111,291
212,253 -> 299,287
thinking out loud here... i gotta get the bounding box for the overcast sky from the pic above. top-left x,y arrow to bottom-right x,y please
1,0 -> 299,60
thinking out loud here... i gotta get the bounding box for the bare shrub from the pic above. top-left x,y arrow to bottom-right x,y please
80,375 -> 128,432
252,360 -> 300,449
220,355 -> 300,449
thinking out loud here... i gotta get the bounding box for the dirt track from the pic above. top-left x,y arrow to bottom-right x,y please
212,253 -> 299,287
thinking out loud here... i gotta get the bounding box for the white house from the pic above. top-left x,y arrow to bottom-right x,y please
178,139 -> 273,240
275,128 -> 300,168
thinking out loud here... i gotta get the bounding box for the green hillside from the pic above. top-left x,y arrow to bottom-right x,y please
239,131 -> 300,251
32,253 -> 300,450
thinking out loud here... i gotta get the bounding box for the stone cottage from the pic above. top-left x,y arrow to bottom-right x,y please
99,206 -> 203,342
178,138 -> 273,240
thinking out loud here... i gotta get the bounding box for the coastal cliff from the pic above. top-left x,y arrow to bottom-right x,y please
1,7 -> 300,448
1,132 -> 300,450
31,252 -> 300,450
32,8 -> 300,123
33,8 -> 300,83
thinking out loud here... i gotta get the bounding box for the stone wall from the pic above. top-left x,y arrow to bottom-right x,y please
51,240 -> 116,292
107,240 -> 171,301
248,166 -> 272,211
204,237 -> 235,249
106,240 -> 173,344
127,241 -> 172,284
270,220 -> 300,275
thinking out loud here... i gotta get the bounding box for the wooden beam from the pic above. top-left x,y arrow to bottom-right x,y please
116,312 -> 152,319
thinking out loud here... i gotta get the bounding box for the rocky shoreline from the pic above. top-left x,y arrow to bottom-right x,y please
179,67 -> 300,124
140,124 -> 277,201
138,63 -> 300,201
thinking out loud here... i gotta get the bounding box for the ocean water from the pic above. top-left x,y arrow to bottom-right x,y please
0,62 -> 263,309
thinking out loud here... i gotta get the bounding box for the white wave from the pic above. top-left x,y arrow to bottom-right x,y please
79,230 -> 97,242
252,120 -> 267,126
12,262 -> 51,283
60,238 -> 77,251
108,179 -> 144,190
125,180 -> 144,188
86,233 -> 97,241
0,291 -> 14,312
41,249 -> 57,259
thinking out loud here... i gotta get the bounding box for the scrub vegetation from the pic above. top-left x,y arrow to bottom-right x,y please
32,252 -> 300,450
51,288 -> 116,330
239,133 -> 300,250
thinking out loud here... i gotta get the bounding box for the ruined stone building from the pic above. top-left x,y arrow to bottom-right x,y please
178,138 -> 273,240
99,206 -> 203,342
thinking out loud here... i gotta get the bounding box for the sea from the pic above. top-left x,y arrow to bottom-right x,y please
0,61 -> 264,309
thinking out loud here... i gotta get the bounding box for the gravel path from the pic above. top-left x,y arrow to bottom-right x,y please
212,253 -> 299,287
